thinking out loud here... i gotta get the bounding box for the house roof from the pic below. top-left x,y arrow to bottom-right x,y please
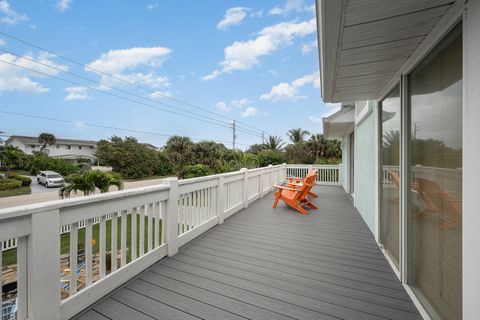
6,135 -> 97,146
323,104 -> 355,139
316,0 -> 458,102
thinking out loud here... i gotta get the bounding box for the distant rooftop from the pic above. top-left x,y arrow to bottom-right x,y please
6,135 -> 98,146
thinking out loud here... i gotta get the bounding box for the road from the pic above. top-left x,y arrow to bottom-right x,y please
0,178 -> 168,209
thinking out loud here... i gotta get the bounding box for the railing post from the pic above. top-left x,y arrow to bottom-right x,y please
259,167 -> 264,198
217,175 -> 225,224
28,210 -> 61,320
268,164 -> 273,191
282,163 -> 287,183
241,168 -> 248,208
164,177 -> 179,257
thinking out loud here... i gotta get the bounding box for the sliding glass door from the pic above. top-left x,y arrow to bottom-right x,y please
379,86 -> 401,268
408,23 -> 462,320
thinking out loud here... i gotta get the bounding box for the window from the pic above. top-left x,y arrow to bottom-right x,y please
56,145 -> 60,149
66,145 -> 71,150
379,85 -> 400,267
408,23 -> 462,320
30,145 -> 35,148
78,146 -> 82,150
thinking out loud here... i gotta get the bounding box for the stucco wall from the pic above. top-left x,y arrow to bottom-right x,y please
354,101 -> 377,234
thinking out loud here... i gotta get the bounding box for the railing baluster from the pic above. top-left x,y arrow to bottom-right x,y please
139,205 -> 145,256
120,211 -> 127,267
69,222 -> 78,296
85,218 -> 93,285
131,208 -> 137,261
111,212 -> 118,272
154,201 -> 160,248
161,201 -> 167,245
99,215 -> 106,278
147,203 -> 153,252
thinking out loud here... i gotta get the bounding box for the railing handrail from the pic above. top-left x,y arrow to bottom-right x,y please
0,184 -> 171,221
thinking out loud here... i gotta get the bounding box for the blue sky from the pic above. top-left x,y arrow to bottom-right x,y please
0,0 -> 339,149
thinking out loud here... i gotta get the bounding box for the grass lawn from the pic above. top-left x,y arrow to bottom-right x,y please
0,186 -> 31,198
2,214 -> 162,267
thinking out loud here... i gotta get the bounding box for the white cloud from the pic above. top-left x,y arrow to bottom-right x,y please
65,86 -> 89,101
203,18 -> 316,80
149,90 -> 174,99
56,0 -> 72,12
260,71 -> 319,102
231,98 -> 251,108
241,106 -> 259,118
146,3 -> 158,11
269,0 -> 306,15
214,101 -> 231,112
217,7 -> 249,31
0,52 -> 68,93
301,40 -> 317,55
0,0 -> 28,25
0,38 -> 5,46
73,121 -> 86,129
86,47 -> 172,90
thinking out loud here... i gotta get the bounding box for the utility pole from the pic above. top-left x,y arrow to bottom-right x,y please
232,120 -> 237,150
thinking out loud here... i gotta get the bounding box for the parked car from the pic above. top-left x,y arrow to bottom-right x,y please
37,171 -> 65,188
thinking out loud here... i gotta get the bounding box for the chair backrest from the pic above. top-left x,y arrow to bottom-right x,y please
294,170 -> 317,201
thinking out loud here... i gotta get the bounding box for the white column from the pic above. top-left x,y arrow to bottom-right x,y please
268,164 -> 273,191
164,177 -> 179,256
463,2 -> 480,319
217,175 -> 225,224
28,210 -> 61,320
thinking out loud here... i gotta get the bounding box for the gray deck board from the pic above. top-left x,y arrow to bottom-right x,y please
74,186 -> 422,320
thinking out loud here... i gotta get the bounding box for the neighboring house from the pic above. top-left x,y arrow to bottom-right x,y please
5,135 -> 97,163
317,1 -> 479,320
143,143 -> 158,151
0,137 -> 4,146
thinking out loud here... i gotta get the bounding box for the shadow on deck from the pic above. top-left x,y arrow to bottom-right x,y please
74,186 -> 421,320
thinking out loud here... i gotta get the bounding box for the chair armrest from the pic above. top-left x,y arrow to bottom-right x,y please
273,185 -> 298,192
287,182 -> 303,187
287,177 -> 302,182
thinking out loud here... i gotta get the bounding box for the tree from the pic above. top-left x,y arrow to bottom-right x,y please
257,149 -> 285,166
246,143 -> 267,155
59,170 -> 123,198
307,134 -> 328,162
38,132 -> 56,152
287,128 -> 310,144
285,143 -> 313,164
265,135 -> 285,151
95,136 -> 163,179
0,146 -> 29,176
163,136 -> 194,174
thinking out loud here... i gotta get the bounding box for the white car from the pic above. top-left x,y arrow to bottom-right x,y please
37,171 -> 65,188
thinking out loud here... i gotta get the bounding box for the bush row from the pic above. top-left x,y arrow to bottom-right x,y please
0,178 -> 22,190
9,174 -> 32,186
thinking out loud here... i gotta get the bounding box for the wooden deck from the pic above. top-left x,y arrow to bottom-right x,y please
74,186 -> 422,320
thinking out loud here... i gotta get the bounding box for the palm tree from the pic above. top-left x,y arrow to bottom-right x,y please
287,128 -> 310,144
59,170 -> 123,198
38,132 -> 56,152
265,135 -> 285,151
307,134 -> 328,162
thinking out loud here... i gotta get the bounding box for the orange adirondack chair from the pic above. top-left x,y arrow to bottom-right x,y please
286,169 -> 318,198
272,172 -> 318,215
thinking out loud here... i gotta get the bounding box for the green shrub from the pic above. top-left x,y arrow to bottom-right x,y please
155,152 -> 172,176
0,178 -> 22,190
10,174 -> 32,186
0,186 -> 31,198
28,153 -> 78,176
181,164 -> 212,179
257,150 -> 285,167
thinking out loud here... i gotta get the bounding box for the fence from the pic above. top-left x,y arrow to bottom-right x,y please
0,164 -> 286,320
286,164 -> 342,186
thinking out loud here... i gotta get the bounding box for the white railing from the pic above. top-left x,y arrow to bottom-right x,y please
0,164 -> 286,320
285,164 -> 342,186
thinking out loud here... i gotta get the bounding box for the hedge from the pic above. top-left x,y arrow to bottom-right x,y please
10,174 -> 32,186
0,178 -> 22,190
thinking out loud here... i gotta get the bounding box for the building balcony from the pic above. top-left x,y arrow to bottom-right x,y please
0,165 -> 421,320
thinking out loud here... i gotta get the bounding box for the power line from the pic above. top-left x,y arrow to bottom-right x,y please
0,30 -> 271,136
0,51 -> 263,139
0,58 -> 261,140
0,110 -> 251,147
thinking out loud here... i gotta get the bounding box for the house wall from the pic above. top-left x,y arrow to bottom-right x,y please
7,138 -> 96,160
353,101 -> 377,234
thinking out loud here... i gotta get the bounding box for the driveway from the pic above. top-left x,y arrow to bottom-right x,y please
28,176 -> 61,194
